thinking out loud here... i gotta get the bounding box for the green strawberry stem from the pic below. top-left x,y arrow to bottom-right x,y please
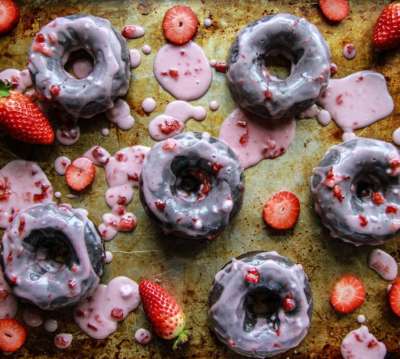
172,328 -> 189,350
0,80 -> 11,97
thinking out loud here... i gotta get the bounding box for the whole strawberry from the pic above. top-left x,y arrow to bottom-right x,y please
0,81 -> 54,144
139,280 -> 188,349
373,3 -> 400,50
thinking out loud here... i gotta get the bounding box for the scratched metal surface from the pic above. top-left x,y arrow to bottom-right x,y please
0,0 -> 399,358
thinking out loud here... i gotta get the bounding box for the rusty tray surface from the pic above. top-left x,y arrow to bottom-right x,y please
0,0 -> 399,358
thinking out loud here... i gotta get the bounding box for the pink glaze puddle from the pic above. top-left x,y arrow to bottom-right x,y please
106,99 -> 135,130
154,41 -> 213,101
209,100 -> 220,111
142,97 -> 156,113
142,44 -> 152,55
134,328 -> 152,345
219,108 -> 296,169
0,68 -> 32,92
122,24 -> 145,39
0,160 -> 53,228
129,49 -> 141,69
0,267 -> 17,319
54,333 -> 73,349
343,43 -> 356,60
74,276 -> 140,339
300,104 -> 331,126
83,146 -> 111,166
149,100 -> 206,140
319,71 -> 394,140
54,156 -> 71,175
341,326 -> 386,359
368,249 -> 398,281
71,58 -> 93,79
56,125 -> 80,146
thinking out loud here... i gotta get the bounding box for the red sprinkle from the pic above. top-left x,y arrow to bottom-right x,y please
121,25 -> 138,39
111,307 -> 124,321
35,33 -> 46,43
244,268 -> 260,284
212,162 -> 223,173
155,200 -> 166,211
168,69 -> 179,79
359,215 -> 368,227
162,140 -> 176,152
264,89 -> 273,100
332,185 -> 344,202
159,118 -> 182,135
336,94 -> 344,105
239,131 -> 249,145
50,84 -> 60,97
282,296 -> 296,312
371,192 -> 385,205
212,61 -> 228,73
386,205 -> 398,214
18,217 -> 25,235
236,120 -> 247,128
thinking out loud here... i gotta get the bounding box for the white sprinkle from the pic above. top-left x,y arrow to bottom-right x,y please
54,191 -> 62,199
204,18 -> 213,27
209,100 -> 220,111
120,284 -> 133,298
105,251 -> 113,264
142,44 -> 151,55
134,328 -> 152,345
357,314 -> 366,324
44,319 -> 58,332
101,128 -> 110,136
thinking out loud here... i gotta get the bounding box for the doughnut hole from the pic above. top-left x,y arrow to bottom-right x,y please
23,229 -> 79,275
263,52 -> 293,80
244,287 -> 281,331
64,49 -> 94,79
170,156 -> 216,202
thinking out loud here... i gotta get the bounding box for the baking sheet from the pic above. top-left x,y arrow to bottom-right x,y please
0,0 -> 399,358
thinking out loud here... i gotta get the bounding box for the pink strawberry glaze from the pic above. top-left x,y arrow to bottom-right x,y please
368,249 -> 398,281
341,326 -> 386,359
121,24 -> 145,39
56,125 -> 80,146
74,276 -> 140,339
0,267 -> 17,319
343,43 -> 356,60
219,108 -> 296,169
300,104 -> 331,126
148,100 -> 207,140
129,49 -> 141,68
54,156 -> 71,175
142,97 -> 156,113
71,58 -> 93,79
83,146 -> 111,166
154,42 -> 213,101
0,160 -> 53,229
0,68 -> 32,92
134,328 -> 152,345
106,99 -> 135,130
54,333 -> 73,349
319,71 -> 394,140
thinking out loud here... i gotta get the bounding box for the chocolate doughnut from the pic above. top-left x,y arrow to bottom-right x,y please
139,132 -> 244,240
28,14 -> 130,119
209,251 -> 312,358
311,138 -> 400,246
2,203 -> 105,310
227,13 -> 331,121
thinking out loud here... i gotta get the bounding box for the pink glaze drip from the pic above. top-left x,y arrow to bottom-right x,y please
319,71 -> 394,139
154,42 -> 213,101
368,249 -> 398,281
134,328 -> 152,344
0,68 -> 32,93
121,24 -> 145,39
0,160 -> 53,228
56,125 -> 80,146
54,156 -> 71,175
71,58 -> 93,79
142,97 -> 156,113
74,276 -> 140,339
219,108 -> 296,169
54,333 -> 73,349
341,326 -> 386,359
343,43 -> 356,60
0,267 -> 17,319
129,49 -> 142,69
148,100 -> 206,140
106,99 -> 135,130
300,104 -> 331,126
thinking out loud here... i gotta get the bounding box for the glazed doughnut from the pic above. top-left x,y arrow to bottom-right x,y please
139,132 -> 244,240
208,251 -> 312,358
311,138 -> 400,246
2,203 -> 105,310
28,14 -> 130,119
227,13 -> 331,121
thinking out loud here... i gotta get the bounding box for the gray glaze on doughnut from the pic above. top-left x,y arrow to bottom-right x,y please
28,14 -> 130,119
2,203 -> 105,310
311,138 -> 400,246
139,132 -> 244,240
227,13 -> 331,121
208,251 -> 312,358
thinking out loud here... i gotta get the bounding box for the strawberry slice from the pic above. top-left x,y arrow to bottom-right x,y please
0,318 -> 27,353
373,3 -> 400,50
162,5 -> 199,45
0,0 -> 19,35
330,275 -> 365,314
65,157 -> 96,192
319,0 -> 350,23
262,191 -> 300,230
388,277 -> 400,317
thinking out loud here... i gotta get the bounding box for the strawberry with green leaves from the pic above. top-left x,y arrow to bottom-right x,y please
139,280 -> 188,349
0,81 -> 54,144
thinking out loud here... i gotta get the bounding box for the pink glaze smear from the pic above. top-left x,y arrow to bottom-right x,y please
341,326 -> 386,359
319,71 -> 394,140
149,100 -> 207,140
54,333 -> 73,349
54,156 -> 71,176
368,249 -> 398,281
0,160 -> 53,228
106,99 -> 135,130
74,276 -> 140,339
219,108 -> 296,169
0,68 -> 32,93
343,43 -> 356,60
134,328 -> 152,345
154,41 -> 213,101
